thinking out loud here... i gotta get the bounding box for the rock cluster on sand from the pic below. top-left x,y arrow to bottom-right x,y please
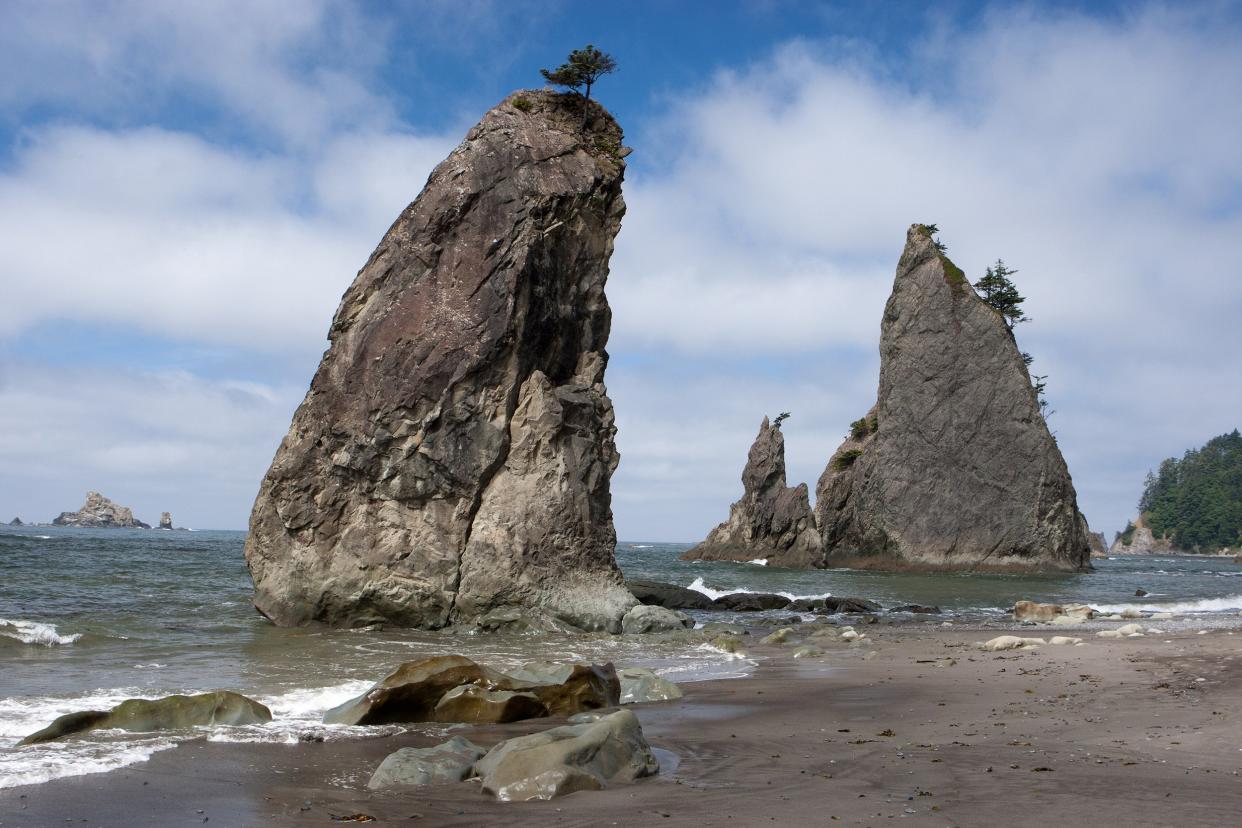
682,417 -> 823,566
19,691 -> 271,744
322,655 -> 620,726
245,90 -> 636,631
814,225 -> 1091,572
51,491 -> 149,528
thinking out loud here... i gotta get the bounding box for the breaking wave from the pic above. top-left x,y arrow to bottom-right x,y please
0,619 -> 81,647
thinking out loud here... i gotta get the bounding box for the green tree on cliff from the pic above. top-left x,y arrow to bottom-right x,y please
541,44 -> 617,105
974,260 -> 1028,329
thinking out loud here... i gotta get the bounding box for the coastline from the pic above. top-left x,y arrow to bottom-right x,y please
5,619 -> 1242,826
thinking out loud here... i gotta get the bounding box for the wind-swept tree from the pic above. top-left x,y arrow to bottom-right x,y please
541,44 -> 617,128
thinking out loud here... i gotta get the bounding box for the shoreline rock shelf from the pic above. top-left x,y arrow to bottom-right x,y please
244,89 -> 637,631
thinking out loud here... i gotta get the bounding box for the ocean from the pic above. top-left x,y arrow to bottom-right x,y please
3,524 -> 1242,789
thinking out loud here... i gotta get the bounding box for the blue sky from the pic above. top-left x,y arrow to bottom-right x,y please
2,0 -> 1240,540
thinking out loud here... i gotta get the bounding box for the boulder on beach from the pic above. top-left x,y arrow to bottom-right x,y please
617,667 -> 682,704
625,580 -> 716,611
682,416 -> 823,567
322,655 -> 621,726
368,736 -> 486,789
1013,600 -> 1095,623
980,635 -> 1045,652
815,225 -> 1092,573
244,90 -> 637,632
475,709 -> 659,801
19,691 -> 271,745
51,491 -> 150,529
621,604 -> 693,634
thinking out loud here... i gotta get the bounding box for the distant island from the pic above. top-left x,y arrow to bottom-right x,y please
1112,429 -> 1241,555
43,492 -> 182,530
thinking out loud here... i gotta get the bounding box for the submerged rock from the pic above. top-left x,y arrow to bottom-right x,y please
244,90 -> 635,631
815,225 -> 1091,572
625,579 -> 716,611
51,491 -> 149,529
368,736 -> 486,789
19,691 -> 271,744
322,655 -> 620,726
475,709 -> 659,801
682,417 -> 822,567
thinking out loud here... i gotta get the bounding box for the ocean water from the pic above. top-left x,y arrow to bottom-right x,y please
3,526 -> 1242,790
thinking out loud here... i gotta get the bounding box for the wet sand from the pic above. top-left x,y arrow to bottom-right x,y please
4,621 -> 1242,827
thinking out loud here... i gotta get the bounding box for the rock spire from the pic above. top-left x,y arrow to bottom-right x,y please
682,417 -> 823,567
245,90 -> 636,630
814,225 -> 1091,572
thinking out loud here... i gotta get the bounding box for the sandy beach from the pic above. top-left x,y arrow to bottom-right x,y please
5,618 -> 1241,827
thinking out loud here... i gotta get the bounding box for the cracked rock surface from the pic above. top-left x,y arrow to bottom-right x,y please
245,90 -> 635,630
814,225 -> 1091,572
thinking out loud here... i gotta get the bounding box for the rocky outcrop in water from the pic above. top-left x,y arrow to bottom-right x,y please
1089,529 -> 1109,558
1110,515 -> 1178,555
52,492 -> 149,529
814,225 -> 1091,572
19,691 -> 271,744
682,417 -> 823,567
158,512 -> 173,530
8,517 -> 21,526
245,90 -> 635,631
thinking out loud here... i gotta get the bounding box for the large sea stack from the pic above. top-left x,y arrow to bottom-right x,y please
814,225 -> 1091,572
682,417 -> 823,567
52,492 -> 149,528
246,91 -> 636,631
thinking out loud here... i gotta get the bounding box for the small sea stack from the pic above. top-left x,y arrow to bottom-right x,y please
158,512 -> 173,530
245,90 -> 636,631
682,416 -> 822,567
814,225 -> 1091,572
52,492 -> 149,529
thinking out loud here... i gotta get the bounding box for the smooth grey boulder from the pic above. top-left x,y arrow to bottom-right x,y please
51,491 -> 149,529
625,580 -> 716,611
323,655 -> 620,726
617,667 -> 683,704
19,691 -> 271,745
474,709 -> 659,801
814,225 -> 1091,572
368,736 -> 486,789
621,605 -> 693,634
682,417 -> 822,567
244,89 -> 637,631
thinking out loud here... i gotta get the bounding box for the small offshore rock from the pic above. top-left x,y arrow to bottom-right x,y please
20,691 -> 271,744
712,592 -> 791,612
624,580 -> 715,611
761,628 -> 794,645
889,604 -> 942,614
368,737 -> 486,789
475,709 -> 658,801
818,597 -> 883,615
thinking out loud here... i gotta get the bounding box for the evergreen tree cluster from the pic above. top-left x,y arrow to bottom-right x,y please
1137,430 -> 1242,552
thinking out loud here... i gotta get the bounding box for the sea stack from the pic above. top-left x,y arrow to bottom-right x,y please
814,225 -> 1091,572
1109,515 -> 1176,555
52,492 -> 149,529
158,512 -> 173,530
682,417 -> 822,567
245,90 -> 636,631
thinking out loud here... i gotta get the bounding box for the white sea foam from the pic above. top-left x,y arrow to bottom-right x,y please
0,618 -> 82,646
1092,594 -> 1242,615
747,559 -> 769,566
686,577 -> 833,603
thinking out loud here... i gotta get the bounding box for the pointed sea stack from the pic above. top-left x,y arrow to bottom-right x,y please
682,417 -> 823,567
245,90 -> 636,631
814,225 -> 1091,572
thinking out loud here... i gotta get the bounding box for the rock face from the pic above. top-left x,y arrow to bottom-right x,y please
1089,530 -> 1109,558
8,517 -> 21,526
52,492 -> 149,529
814,225 -> 1091,572
682,417 -> 822,567
19,691 -> 271,744
1110,514 -> 1177,555
158,512 -> 173,530
245,90 -> 635,631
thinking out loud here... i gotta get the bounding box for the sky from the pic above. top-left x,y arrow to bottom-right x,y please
1,0 -> 1239,540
